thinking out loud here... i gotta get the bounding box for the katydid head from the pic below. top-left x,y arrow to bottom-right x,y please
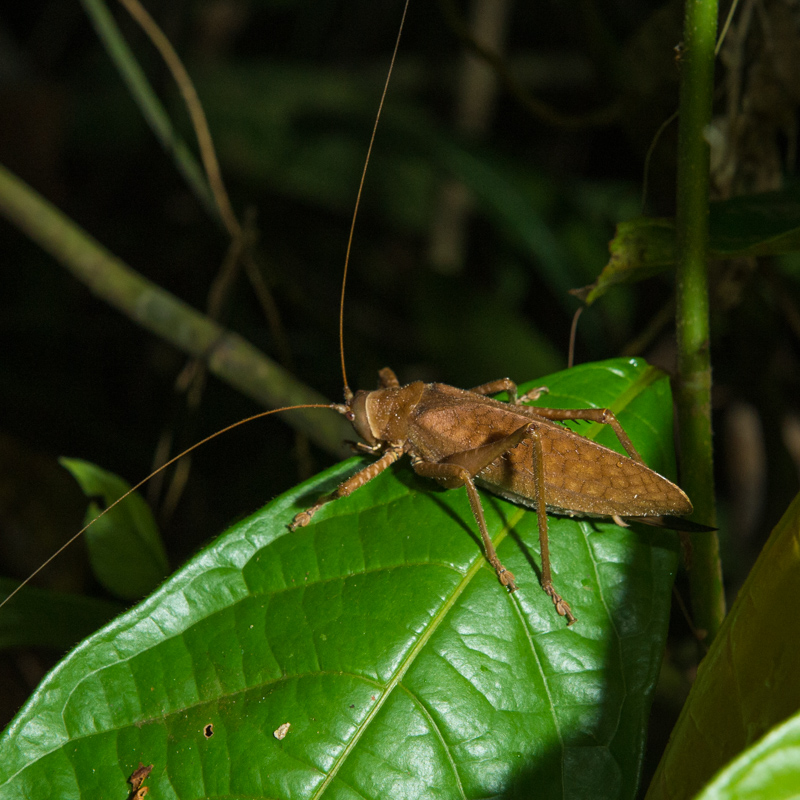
337,380 -> 426,449
336,390 -> 377,447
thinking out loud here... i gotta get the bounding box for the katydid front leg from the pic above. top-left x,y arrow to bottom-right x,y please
378,367 -> 400,388
290,443 -> 404,529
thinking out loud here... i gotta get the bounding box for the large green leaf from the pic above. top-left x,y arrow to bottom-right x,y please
573,186 -> 800,305
0,359 -> 683,799
694,712 -> 800,800
646,491 -> 800,800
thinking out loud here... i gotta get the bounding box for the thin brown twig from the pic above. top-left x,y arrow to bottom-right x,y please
114,0 -> 292,366
672,585 -> 710,652
117,0 -> 240,239
148,221 -> 251,517
115,0 -> 306,501
567,306 -> 583,369
641,111 -> 678,212
116,0 -> 291,360
641,1 -> 740,211
715,0 -> 743,56
239,207 -> 295,371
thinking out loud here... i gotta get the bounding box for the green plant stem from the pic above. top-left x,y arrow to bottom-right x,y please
674,0 -> 724,641
0,162 -> 350,457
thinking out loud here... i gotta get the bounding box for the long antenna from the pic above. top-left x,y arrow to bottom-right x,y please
339,0 -> 411,399
3,4 -> 414,612
0,404 -> 332,611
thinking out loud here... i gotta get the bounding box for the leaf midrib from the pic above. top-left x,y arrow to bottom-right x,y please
310,505 -> 528,798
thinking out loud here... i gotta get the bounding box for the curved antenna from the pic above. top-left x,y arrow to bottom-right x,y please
0,404 -> 333,612
339,0 -> 411,400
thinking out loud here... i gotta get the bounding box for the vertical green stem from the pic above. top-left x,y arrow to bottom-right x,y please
675,0 -> 724,640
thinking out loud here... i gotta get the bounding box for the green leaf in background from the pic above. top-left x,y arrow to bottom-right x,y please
574,186 -> 800,305
0,579 -> 123,651
708,188 -> 800,256
1,360 -> 682,799
694,712 -> 800,800
571,218 -> 677,305
194,62 -> 618,318
646,491 -> 800,800
59,458 -> 169,601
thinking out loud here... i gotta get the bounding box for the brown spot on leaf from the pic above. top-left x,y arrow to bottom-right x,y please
273,722 -> 291,740
127,763 -> 153,800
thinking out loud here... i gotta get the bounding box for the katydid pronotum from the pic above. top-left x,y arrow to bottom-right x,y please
0,0 -> 703,627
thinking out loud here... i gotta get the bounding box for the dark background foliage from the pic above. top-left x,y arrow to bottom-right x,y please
1,0 -> 799,789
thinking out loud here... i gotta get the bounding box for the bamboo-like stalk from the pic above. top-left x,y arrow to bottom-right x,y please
0,162 -> 351,457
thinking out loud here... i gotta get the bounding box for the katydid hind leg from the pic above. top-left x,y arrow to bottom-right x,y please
527,424 -> 577,624
440,421 -> 533,476
413,423 -> 577,624
411,459 -> 517,592
413,421 -> 540,589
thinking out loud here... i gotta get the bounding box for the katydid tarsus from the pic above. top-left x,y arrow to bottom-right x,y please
0,0 -> 702,627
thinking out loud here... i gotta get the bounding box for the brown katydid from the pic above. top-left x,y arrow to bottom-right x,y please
0,0 -> 701,627
287,369 -> 696,626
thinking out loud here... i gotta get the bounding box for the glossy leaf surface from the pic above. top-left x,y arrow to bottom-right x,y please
0,359 -> 681,799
